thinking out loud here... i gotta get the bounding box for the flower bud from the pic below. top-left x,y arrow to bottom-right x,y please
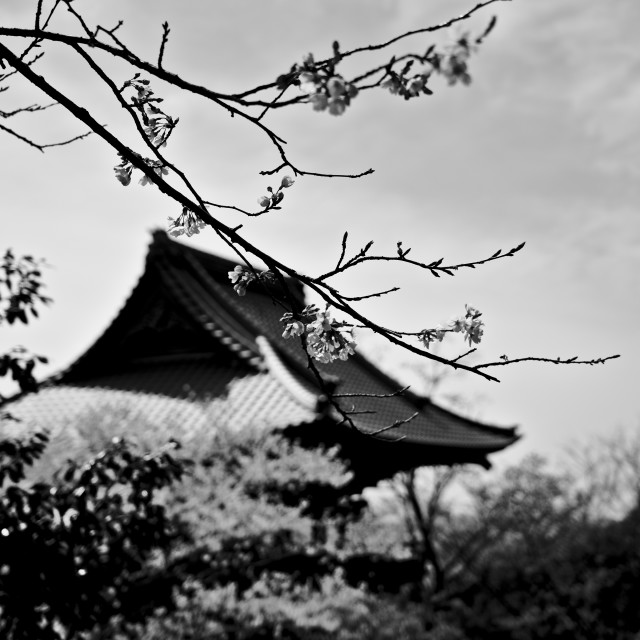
310,93 -> 328,111
299,72 -> 315,84
299,72 -> 318,94
328,97 -> 347,116
327,76 -> 346,97
280,176 -> 295,188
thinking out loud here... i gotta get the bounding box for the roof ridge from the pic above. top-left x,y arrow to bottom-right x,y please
56,262 -> 152,382
154,255 -> 262,367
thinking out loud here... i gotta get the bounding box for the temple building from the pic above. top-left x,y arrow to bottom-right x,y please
8,231 -> 518,487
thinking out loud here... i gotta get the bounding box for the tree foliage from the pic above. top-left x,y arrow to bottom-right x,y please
381,451 -> 640,640
0,438 -> 184,639
0,258 -> 187,640
16,405 -> 430,640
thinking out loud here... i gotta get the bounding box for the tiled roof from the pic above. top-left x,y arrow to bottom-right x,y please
9,371 -> 317,440
6,231 -> 518,473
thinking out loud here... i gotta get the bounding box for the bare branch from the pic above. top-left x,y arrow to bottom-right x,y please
333,386 -> 410,399
0,102 -> 55,118
61,0 -> 94,39
259,162 -> 374,179
34,0 -> 44,30
0,2 -> 616,396
0,120 -> 91,151
234,0 -> 507,100
256,82 -> 289,122
476,354 -> 621,370
339,286 -> 400,302
450,348 -> 478,364
317,241 -> 526,281
336,232 -> 349,271
367,412 -> 417,438
337,0 -> 510,61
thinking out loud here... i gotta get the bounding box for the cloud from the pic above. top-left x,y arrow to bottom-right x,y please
485,0 -> 640,175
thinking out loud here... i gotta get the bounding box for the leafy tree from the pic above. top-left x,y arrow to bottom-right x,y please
0,437 -> 185,640
0,250 -> 50,397
412,453 -> 640,640
0,259 -> 186,640
23,403 -> 431,639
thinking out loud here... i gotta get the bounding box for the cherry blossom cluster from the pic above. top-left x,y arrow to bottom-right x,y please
227,265 -> 274,296
167,207 -> 206,238
435,35 -> 475,86
113,77 -> 176,187
297,54 -> 358,116
257,175 -> 295,210
382,36 -> 476,101
121,76 -> 179,147
381,71 -> 434,100
281,305 -> 356,364
113,154 -> 169,187
419,304 -> 484,349
228,265 -> 256,296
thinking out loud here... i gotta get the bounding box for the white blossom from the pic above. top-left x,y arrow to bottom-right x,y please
280,175 -> 295,188
227,265 -> 256,296
281,306 -> 356,363
381,75 -> 403,95
310,93 -> 329,111
167,207 -> 206,238
419,307 -> 484,350
298,64 -> 357,116
282,320 -> 305,339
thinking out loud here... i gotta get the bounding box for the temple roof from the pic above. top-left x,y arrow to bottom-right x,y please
7,231 -> 518,482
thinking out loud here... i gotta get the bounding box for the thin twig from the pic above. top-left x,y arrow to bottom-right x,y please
336,232 -> 349,271
333,386 -> 410,399
339,287 -> 400,302
0,102 -> 55,118
0,121 -> 91,151
61,0 -> 94,39
337,0 -> 510,61
158,22 -> 170,69
256,82 -> 290,122
317,242 -> 526,281
260,162 -> 374,179
35,0 -> 44,30
451,348 -> 477,364
476,354 -> 621,369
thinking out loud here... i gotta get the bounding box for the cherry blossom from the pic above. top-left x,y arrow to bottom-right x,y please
227,265 -> 256,296
419,307 -> 484,349
167,207 -> 206,238
297,57 -> 358,116
281,305 -> 356,363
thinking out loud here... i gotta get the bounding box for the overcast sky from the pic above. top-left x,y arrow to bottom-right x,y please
2,0 -> 639,465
